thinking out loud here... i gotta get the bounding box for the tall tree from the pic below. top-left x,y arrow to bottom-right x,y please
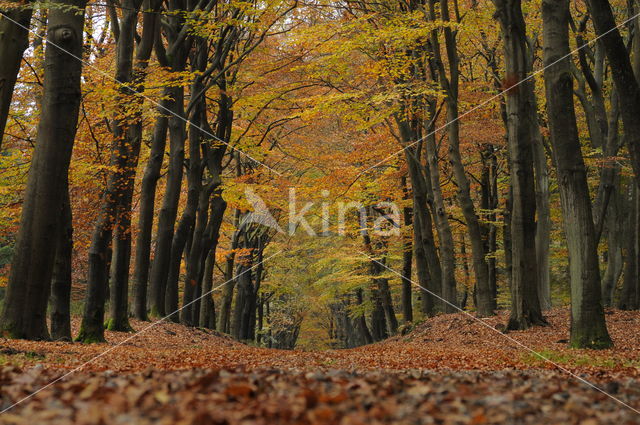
0,0 -> 85,339
493,0 -> 546,329
77,0 -> 146,342
427,0 -> 494,316
401,177 -> 413,322
107,0 -> 158,332
585,0 -> 640,189
0,0 -> 32,145
146,5 -> 193,317
618,182 -> 639,310
542,0 -> 612,348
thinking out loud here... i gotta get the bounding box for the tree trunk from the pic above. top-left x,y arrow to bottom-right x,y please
355,288 -> 373,345
143,24 -> 191,318
618,183 -> 639,310
602,183 -> 623,306
401,140 -> 441,316
232,250 -> 254,341
0,1 -> 32,145
50,183 -> 73,341
107,0 -> 157,332
428,0 -> 494,317
78,0 -> 146,342
107,224 -> 133,332
199,250 -> 216,328
370,287 -> 387,342
179,111 -> 206,326
198,193 -> 226,327
0,0 -> 85,340
585,0 -> 640,190
148,86 -> 187,317
533,126 -> 552,310
164,203 -> 196,321
493,0 -> 546,330
401,180 -> 413,322
542,0 -> 612,348
132,106 -> 168,320
424,106 -> 457,313
218,250 -> 236,333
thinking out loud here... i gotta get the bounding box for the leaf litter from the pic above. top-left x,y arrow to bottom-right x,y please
1,308 -> 640,424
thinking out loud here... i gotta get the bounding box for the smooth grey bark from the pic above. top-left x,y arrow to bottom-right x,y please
218,210 -> 240,333
198,193 -> 226,329
399,133 -> 441,316
0,1 -> 32,146
107,2 -> 157,332
178,102 -> 206,325
148,85 -> 187,318
423,105 -> 457,313
199,250 -> 217,328
147,24 -> 191,318
50,182 -> 73,341
354,288 -> 373,345
396,114 -> 442,316
78,0 -> 145,341
618,183 -> 639,310
573,20 -> 622,244
401,177 -> 413,322
493,0 -> 546,330
585,0 -> 640,190
0,0 -> 85,340
428,0 -> 494,317
218,250 -> 236,333
164,176 -> 198,321
542,0 -> 612,348
362,215 -> 398,336
232,236 -> 262,340
602,187 -> 623,306
198,250 -> 216,329
370,286 -> 387,342
533,123 -> 551,310
132,105 -> 168,320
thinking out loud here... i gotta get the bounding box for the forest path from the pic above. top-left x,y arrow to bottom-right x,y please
1,309 -> 640,423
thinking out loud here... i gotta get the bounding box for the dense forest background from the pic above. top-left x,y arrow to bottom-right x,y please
0,0 -> 639,351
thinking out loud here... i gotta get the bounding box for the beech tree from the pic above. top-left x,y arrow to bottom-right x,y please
493,0 -> 546,329
0,0 -> 86,339
542,0 -> 612,349
0,1 -> 32,145
1,0 -> 635,351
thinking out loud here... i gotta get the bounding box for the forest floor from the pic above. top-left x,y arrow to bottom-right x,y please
1,308 -> 640,424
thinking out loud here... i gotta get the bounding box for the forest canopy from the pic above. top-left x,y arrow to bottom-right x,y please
0,0 -> 638,352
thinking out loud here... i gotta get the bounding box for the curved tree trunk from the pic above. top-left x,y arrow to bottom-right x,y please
493,0 -> 545,330
106,0 -> 157,332
199,250 -> 217,328
424,109 -> 457,313
0,1 -> 32,146
0,0 -> 85,340
78,0 -> 146,342
402,141 -> 441,316
197,194 -> 226,329
542,0 -> 612,349
586,0 -> 640,191
428,0 -> 494,317
148,85 -> 187,318
132,100 -> 169,321
217,249 -> 236,333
